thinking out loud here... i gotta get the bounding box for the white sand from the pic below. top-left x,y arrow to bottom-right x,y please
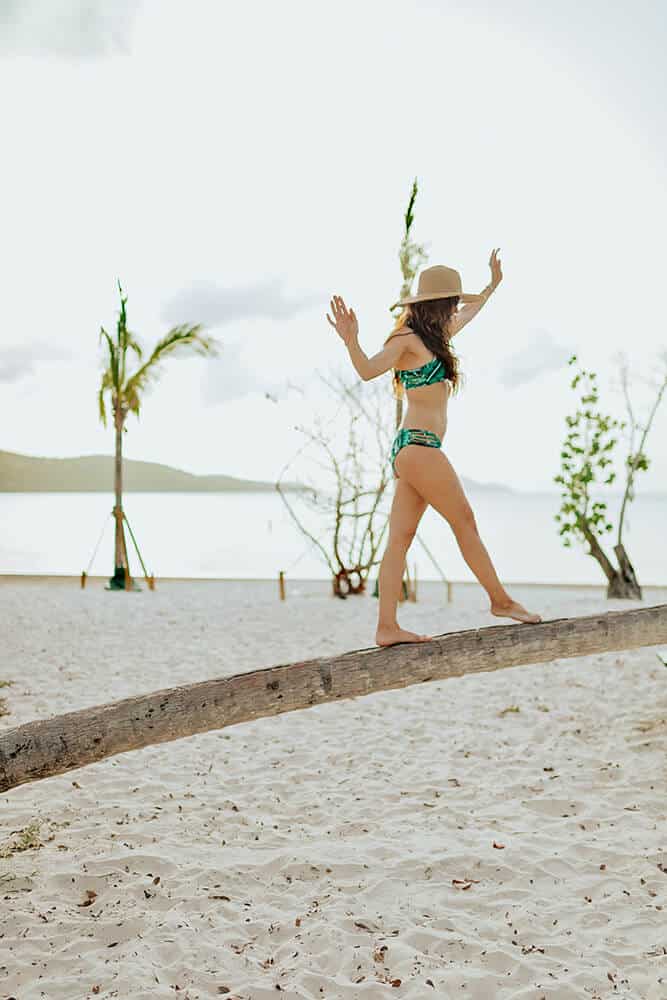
1,578 -> 666,1000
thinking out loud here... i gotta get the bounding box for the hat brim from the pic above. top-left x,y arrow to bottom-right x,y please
390,291 -> 482,309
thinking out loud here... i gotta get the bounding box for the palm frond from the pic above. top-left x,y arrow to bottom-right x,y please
125,331 -> 143,361
99,326 -> 119,384
97,368 -> 115,427
123,324 -> 219,418
113,282 -> 144,384
117,288 -> 143,361
117,280 -> 128,336
98,326 -> 120,430
98,386 -> 108,427
151,324 -> 220,361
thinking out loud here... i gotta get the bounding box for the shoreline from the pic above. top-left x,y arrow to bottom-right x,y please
2,573 -> 666,590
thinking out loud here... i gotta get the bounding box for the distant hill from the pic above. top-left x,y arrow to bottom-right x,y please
5,448 -> 661,498
463,478 -> 515,494
0,450 -> 300,493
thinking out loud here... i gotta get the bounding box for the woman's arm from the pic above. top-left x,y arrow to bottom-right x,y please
326,294 -> 408,380
450,247 -> 503,338
346,334 -> 408,381
450,283 -> 495,336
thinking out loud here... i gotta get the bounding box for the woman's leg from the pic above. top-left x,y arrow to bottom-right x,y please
395,446 -> 541,623
376,476 -> 432,646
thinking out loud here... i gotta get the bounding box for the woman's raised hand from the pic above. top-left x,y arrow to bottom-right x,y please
489,247 -> 503,287
326,295 -> 359,346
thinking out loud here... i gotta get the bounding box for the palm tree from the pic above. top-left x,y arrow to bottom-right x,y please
98,281 -> 219,590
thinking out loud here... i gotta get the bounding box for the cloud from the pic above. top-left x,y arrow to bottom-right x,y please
0,0 -> 141,58
498,330 -> 573,387
0,343 -> 72,383
201,341 -> 291,405
162,276 -> 322,329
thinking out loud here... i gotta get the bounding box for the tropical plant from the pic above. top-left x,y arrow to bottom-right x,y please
554,352 -> 666,598
391,178 -> 429,430
98,281 -> 219,589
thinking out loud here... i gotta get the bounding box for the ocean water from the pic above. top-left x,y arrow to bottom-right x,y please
0,490 -> 664,586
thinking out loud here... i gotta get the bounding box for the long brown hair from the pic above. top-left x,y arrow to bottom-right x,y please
384,296 -> 464,399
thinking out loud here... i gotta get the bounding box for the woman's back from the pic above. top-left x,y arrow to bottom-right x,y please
391,328 -> 452,438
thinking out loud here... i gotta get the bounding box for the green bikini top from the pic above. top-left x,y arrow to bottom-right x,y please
396,354 -> 447,390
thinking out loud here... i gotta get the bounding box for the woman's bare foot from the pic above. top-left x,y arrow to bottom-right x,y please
490,600 -> 542,624
376,625 -> 433,647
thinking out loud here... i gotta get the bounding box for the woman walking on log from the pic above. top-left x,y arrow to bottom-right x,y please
326,250 -> 541,647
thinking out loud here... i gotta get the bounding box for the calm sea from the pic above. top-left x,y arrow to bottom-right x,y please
0,490 -> 664,586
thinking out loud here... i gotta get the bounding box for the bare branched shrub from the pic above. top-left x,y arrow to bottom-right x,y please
277,371 -> 394,597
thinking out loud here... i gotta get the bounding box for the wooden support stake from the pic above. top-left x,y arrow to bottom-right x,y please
410,562 -> 418,602
403,562 -> 411,602
1,604 -> 665,794
279,571 -> 286,601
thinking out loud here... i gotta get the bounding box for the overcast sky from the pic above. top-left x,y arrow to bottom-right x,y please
1,0 -> 666,492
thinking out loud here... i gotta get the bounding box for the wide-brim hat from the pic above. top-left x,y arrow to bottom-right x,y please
390,265 -> 482,309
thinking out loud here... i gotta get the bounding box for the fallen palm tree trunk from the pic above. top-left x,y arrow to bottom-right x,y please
2,604 -> 666,794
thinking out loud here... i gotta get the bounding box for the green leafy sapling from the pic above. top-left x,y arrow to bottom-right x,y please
555,352 -> 666,598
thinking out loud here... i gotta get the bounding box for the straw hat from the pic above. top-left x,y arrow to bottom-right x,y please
391,265 -> 481,309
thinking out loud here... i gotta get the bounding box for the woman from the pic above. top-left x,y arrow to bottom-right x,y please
326,250 -> 541,647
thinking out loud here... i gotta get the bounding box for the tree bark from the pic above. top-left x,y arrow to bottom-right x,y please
578,516 -> 617,584
579,518 -> 642,601
609,543 -> 642,600
1,603 -> 665,794
576,516 -> 643,600
112,409 -> 128,587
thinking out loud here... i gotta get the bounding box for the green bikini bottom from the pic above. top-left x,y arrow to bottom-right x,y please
390,427 -> 442,477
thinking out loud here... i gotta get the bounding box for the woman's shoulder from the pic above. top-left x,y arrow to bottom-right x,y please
386,325 -> 417,343
386,326 -> 419,360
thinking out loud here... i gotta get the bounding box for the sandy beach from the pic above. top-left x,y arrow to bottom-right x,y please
1,578 -> 666,1000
